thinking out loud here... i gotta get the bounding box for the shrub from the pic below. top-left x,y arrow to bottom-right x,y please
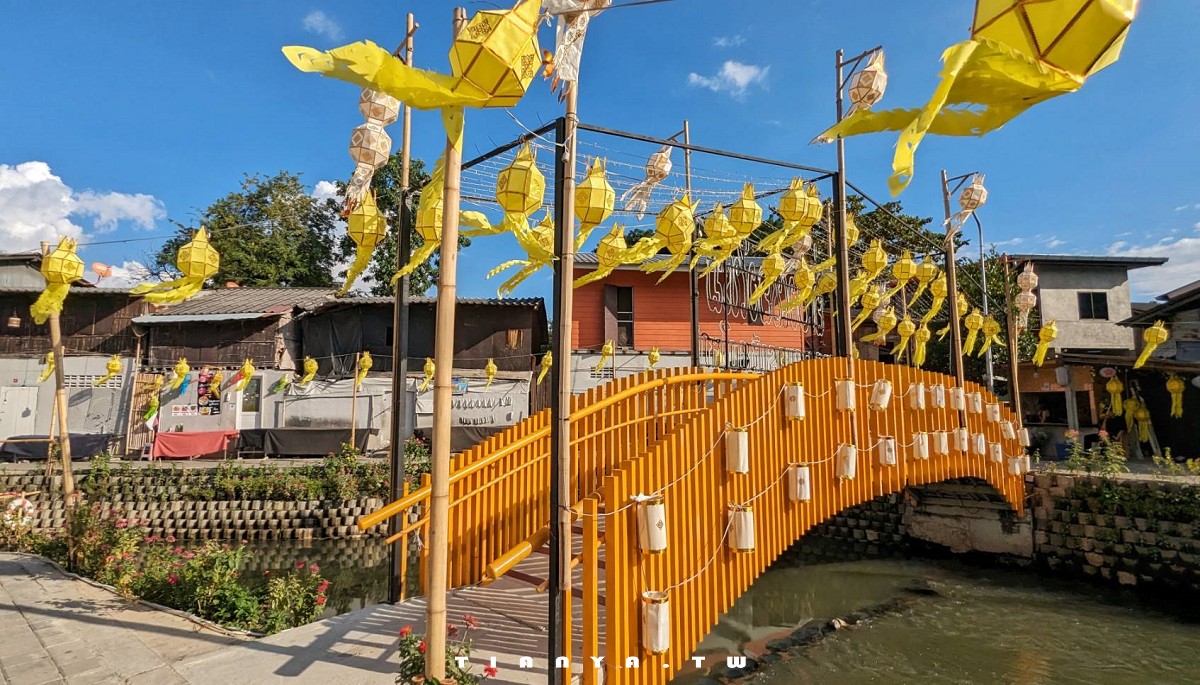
1062,431 -> 1127,479
395,614 -> 495,685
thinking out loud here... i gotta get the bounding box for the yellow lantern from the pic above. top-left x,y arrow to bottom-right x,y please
338,191 -> 388,296
922,275 -> 949,326
780,258 -> 816,313
817,0 -> 1141,195
883,251 -> 917,300
1134,406 -> 1151,442
38,351 -> 55,383
93,355 -> 122,387
631,194 -> 699,282
911,259 -> 940,305
1123,396 -> 1139,425
31,237 -> 85,325
978,314 -> 1005,356
620,145 -> 672,219
913,321 -> 932,368
1167,375 -> 1184,419
484,358 -> 498,389
235,359 -> 256,392
1134,321 -> 1168,369
1105,376 -> 1123,412
487,213 -> 556,297
892,315 -> 916,358
575,224 -> 632,287
299,357 -> 318,387
962,308 -> 984,355
811,271 -> 838,304
462,143 -> 545,238
355,351 -> 372,390
574,158 -> 614,247
862,239 -> 888,280
1032,321 -> 1057,367
419,358 -> 435,392
394,160 -> 446,281
538,350 -> 552,385
852,286 -> 883,332
691,206 -> 744,276
862,306 -> 897,344
748,252 -> 786,306
846,269 -> 871,311
594,339 -> 614,372
728,184 -> 763,238
647,347 -> 660,369
132,228 -> 220,305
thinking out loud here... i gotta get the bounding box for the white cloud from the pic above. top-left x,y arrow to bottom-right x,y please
1194,221 -> 1200,231
989,237 -> 1023,247
687,61 -> 769,99
99,260 -> 152,288
0,161 -> 165,249
1175,205 -> 1189,212
713,35 -> 745,48
1107,237 -> 1198,298
1043,237 -> 1065,248
303,11 -> 343,41
312,180 -> 341,202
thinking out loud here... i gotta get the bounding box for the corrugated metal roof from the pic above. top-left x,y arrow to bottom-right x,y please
141,287 -> 335,317
313,295 -> 545,308
0,285 -> 136,294
1009,254 -> 1167,269
132,312 -> 270,324
0,252 -> 41,263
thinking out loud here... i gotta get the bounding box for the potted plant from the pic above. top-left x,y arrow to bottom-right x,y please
396,614 -> 496,685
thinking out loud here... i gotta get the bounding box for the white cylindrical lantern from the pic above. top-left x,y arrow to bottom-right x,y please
635,495 -> 667,554
785,383 -> 806,420
1022,455 -> 1032,473
950,387 -> 965,411
932,430 -> 949,455
1001,420 -> 1016,440
909,382 -> 926,410
913,432 -> 930,460
1019,428 -> 1031,447
641,591 -> 670,654
954,427 -> 969,452
787,465 -> 812,502
989,442 -> 1003,463
837,444 -> 857,480
877,436 -> 898,466
725,429 -> 749,474
836,379 -> 856,411
973,433 -> 987,456
869,379 -> 893,411
968,392 -> 984,414
986,402 -> 1001,423
1007,456 -> 1026,476
728,505 -> 755,553
930,384 -> 947,408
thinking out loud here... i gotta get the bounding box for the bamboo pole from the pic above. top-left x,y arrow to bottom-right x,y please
350,364 -> 359,449
685,120 -> 699,367
1003,256 -> 1024,427
425,8 -> 466,681
40,242 -> 75,502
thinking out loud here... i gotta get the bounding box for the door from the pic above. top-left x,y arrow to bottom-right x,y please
0,387 -> 38,439
236,377 -> 262,430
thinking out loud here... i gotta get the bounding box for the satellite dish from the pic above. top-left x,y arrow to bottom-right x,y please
1099,367 -> 1116,378
92,262 -> 112,278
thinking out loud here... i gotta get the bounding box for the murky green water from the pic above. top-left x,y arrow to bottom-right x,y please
241,538 -> 1200,684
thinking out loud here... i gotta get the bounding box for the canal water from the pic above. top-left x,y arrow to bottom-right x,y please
241,538 -> 1200,684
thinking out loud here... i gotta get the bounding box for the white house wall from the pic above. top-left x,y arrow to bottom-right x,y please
1036,266 -> 1136,351
411,375 -> 529,430
0,355 -> 134,438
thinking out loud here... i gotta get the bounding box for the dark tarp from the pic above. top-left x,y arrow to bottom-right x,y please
257,428 -> 375,456
1,434 -> 116,462
301,309 -> 363,376
237,429 -> 266,453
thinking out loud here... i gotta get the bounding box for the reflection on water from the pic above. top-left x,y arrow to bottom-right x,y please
240,537 -> 391,619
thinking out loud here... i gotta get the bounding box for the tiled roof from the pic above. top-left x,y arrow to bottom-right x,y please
142,287 -> 335,317
0,285 -> 136,295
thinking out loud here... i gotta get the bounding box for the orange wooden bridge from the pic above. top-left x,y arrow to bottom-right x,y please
358,357 -> 1027,685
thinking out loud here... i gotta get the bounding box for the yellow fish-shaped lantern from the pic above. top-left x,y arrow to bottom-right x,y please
484,358 -> 497,389
594,339 -> 614,372
691,205 -> 742,277
93,355 -> 122,387
1134,321 -> 1168,369
852,286 -> 884,332
631,194 -> 700,283
883,251 -> 917,300
299,356 -> 318,387
938,292 -> 970,340
575,224 -> 633,288
647,347 -> 660,369
38,351 -> 55,383
394,160 -> 445,281
728,184 -> 764,243
923,275 -> 949,327
978,314 -> 1006,356
1123,396 -> 1139,426
131,228 -> 220,306
845,212 -> 860,247
284,0 -> 544,152
538,351 -> 552,385
338,191 -> 388,296
811,271 -> 839,306
713,348 -> 726,370
1032,321 -> 1057,367
1134,406 -> 1151,442
892,314 -> 916,358
760,180 -> 823,254
780,258 -> 816,313
235,359 -> 256,392
620,145 -> 672,219
962,308 -> 985,356
574,158 -> 614,248
910,259 -> 940,305
748,251 -> 786,306
1105,376 -> 1123,412
863,239 -> 889,281
862,306 -> 898,344
1167,375 -> 1185,419
487,213 -> 556,297
171,358 -> 190,391
419,358 -> 435,392
913,321 -> 932,368
355,351 -> 372,390
210,370 -> 223,393
31,237 -> 85,325
462,143 -> 545,238
817,0 -> 1141,195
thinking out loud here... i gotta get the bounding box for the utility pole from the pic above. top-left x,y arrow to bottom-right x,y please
684,120 -> 700,367
941,170 -> 967,390
387,10 -> 417,606
974,215 -> 995,394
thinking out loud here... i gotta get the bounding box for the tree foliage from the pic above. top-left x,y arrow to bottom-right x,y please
154,172 -> 339,287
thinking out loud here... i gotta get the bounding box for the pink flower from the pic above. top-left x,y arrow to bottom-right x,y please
308,563 -> 320,574
448,624 -> 459,637
317,581 -> 330,593
463,613 -> 478,629
399,625 -> 413,638
182,551 -> 195,560
145,535 -> 159,544
116,520 -> 129,529
168,574 -> 179,586
166,535 -> 176,543
417,640 -> 426,654
484,665 -> 498,678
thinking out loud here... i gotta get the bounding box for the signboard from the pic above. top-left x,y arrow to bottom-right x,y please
452,378 -> 469,395
171,404 -> 198,417
197,368 -> 221,416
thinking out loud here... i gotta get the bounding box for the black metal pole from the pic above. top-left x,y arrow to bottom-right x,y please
548,114 -> 570,685
684,121 -> 700,367
387,190 -> 412,604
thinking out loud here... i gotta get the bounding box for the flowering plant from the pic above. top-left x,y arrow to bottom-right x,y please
396,614 -> 496,684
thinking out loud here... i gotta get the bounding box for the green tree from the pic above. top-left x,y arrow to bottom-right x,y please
154,172 -> 339,287
335,153 -> 471,297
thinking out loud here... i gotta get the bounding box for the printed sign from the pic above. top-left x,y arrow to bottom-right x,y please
196,368 -> 221,416
170,404 -> 198,417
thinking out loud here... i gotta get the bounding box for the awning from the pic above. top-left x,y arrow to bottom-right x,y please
132,312 -> 277,324
1057,352 -> 1200,374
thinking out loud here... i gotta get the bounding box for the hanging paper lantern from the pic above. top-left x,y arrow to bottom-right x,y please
852,286 -> 884,332
1123,396 -> 1139,425
269,374 -> 291,395
1134,321 -> 1169,369
863,239 -> 888,280
631,194 -> 699,282
37,351 -> 54,383
299,357 -> 318,387
394,161 -> 446,281
962,308 -> 984,356
913,322 -> 932,368
575,224 -> 635,287
910,259 -> 940,305
949,174 -> 988,231
728,184 -> 763,240
485,213 -> 556,297
641,591 -> 670,655
1167,375 -> 1185,419
748,251 -> 786,306
419,358 -> 435,392
787,465 -> 812,502
781,382 -> 807,420
761,180 -> 821,253
979,315 -> 1005,356
574,157 -> 614,247
484,358 -> 498,389
816,0 -> 1140,195
93,355 -> 122,387
836,379 -> 856,411
634,494 -> 667,554
909,382 -> 927,410
538,351 -> 552,385
620,146 -> 672,219
354,351 -> 372,390
921,275 -> 949,327
1105,377 -> 1124,413
989,442 -> 1004,464
343,89 -> 401,205
811,271 -> 838,305
845,212 -> 860,247
950,387 -> 966,411
972,432 -> 987,456
725,429 -> 749,474
986,402 -> 1002,423
131,228 -> 221,305
968,391 -> 984,414
932,430 -> 949,456
462,143 -> 545,239
171,358 -> 190,391
779,258 -> 816,314
913,432 -> 930,460
892,315 -> 916,358
30,237 -> 85,325
593,339 -> 614,373
877,436 -> 898,466
728,504 -> 755,552
542,0 -> 610,96
1015,262 -> 1039,332
862,307 -> 897,344
1008,455 -> 1027,477
868,379 -> 893,411
847,50 -> 888,116
883,251 -> 917,300
338,191 -> 388,296
235,359 -> 256,392
1032,321 -> 1058,367
1134,406 -> 1151,442
647,347 -> 660,369
1001,420 -> 1017,440
845,269 -> 871,311
691,205 -> 742,276
837,444 -> 858,480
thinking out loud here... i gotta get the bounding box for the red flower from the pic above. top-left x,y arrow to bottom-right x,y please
447,624 -> 459,637
417,640 -> 426,654
166,535 -> 176,543
296,562 -> 306,569
400,625 -> 413,638
116,520 -> 129,529
463,614 -> 478,629
484,665 -> 498,678
316,596 -> 327,606
168,574 -> 179,586
182,551 -> 195,560
317,581 -> 330,593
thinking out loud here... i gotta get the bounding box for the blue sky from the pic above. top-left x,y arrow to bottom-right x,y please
2,0 -> 1197,300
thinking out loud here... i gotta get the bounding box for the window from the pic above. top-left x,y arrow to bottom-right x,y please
1078,292 -> 1109,320
615,286 -> 634,347
240,377 -> 261,413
